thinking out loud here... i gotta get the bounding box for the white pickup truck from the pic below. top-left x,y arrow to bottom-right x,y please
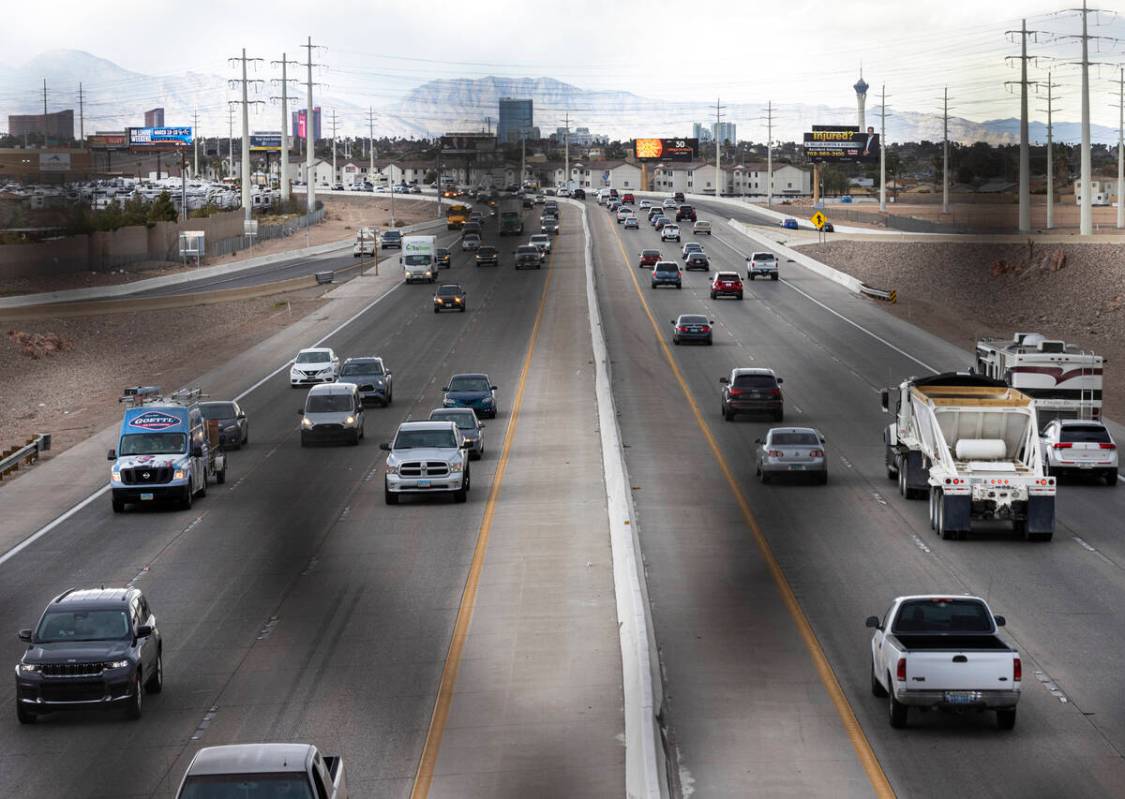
867,595 -> 1021,730
175,743 -> 347,798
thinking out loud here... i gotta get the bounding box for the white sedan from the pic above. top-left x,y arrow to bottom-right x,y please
290,347 -> 340,387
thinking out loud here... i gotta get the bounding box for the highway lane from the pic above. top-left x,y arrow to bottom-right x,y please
589,199 -> 1125,796
0,205 -> 573,797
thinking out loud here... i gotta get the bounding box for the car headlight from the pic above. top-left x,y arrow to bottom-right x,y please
174,469 -> 186,480
290,367 -> 301,375
435,298 -> 443,304
104,659 -> 129,670
111,471 -> 122,483
302,417 -> 313,429
344,415 -> 355,426
16,663 -> 39,674
385,462 -> 399,475
449,460 -> 464,473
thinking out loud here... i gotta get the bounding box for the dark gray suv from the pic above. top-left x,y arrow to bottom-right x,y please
15,587 -> 163,723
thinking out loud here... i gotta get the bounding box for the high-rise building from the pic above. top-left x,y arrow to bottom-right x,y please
291,107 -> 322,141
144,107 -> 165,128
713,122 -> 736,145
692,122 -> 713,143
9,109 -> 75,141
497,98 -> 533,144
854,69 -> 869,131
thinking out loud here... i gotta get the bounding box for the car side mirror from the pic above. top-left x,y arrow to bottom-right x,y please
18,629 -> 32,642
136,624 -> 153,638
490,385 -> 498,391
297,409 -> 304,416
107,449 -> 117,461
880,388 -> 890,413
379,443 -> 391,451
994,615 -> 1006,627
776,378 -> 784,384
461,441 -> 472,449
191,444 -> 204,458
754,438 -> 761,444
478,424 -> 486,429
237,413 -> 246,420
719,377 -> 730,384
709,320 -> 715,325
865,616 -> 880,629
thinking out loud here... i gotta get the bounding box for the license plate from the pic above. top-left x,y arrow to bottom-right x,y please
417,480 -> 431,488
944,691 -> 977,704
789,464 -> 806,470
140,493 -> 154,501
1079,463 -> 1094,469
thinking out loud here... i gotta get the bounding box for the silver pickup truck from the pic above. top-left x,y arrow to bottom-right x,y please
867,595 -> 1021,730
175,743 -> 347,799
381,420 -> 473,504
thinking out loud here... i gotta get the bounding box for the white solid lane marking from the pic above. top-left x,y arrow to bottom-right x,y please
0,484 -> 109,568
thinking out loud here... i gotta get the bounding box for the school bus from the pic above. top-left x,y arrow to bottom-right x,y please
446,203 -> 470,229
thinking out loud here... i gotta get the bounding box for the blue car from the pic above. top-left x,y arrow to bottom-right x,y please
442,373 -> 498,418
781,218 -> 799,230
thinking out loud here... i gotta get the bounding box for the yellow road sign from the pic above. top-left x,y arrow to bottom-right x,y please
810,211 -> 827,230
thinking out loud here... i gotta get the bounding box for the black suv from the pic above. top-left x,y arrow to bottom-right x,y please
15,587 -> 163,723
676,204 -> 697,222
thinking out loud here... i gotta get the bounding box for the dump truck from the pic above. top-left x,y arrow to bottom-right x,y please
882,373 -> 1055,541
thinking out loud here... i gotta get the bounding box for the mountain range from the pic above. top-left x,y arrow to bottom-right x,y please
1,50 -> 1117,147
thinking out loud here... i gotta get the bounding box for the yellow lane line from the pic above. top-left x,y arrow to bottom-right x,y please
607,221 -> 896,799
410,257 -> 556,798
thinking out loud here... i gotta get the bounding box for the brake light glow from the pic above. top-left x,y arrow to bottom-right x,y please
1099,443 -> 1117,450
700,326 -> 711,334
1053,442 -> 1073,449
677,326 -> 689,333
810,449 -> 825,458
769,388 -> 781,398
1013,657 -> 1022,682
728,388 -> 743,397
767,450 -> 783,458
896,657 -> 907,682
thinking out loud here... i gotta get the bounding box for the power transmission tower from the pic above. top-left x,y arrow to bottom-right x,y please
714,98 -> 725,197
1006,19 -> 1046,233
563,112 -> 570,192
42,78 -> 48,146
229,48 -> 265,220
77,83 -> 85,142
1046,2 -> 1122,235
760,100 -> 775,207
300,37 -> 327,213
879,85 -> 892,212
271,53 -> 299,203
1113,67 -> 1125,229
940,87 -> 953,215
1038,72 -> 1062,229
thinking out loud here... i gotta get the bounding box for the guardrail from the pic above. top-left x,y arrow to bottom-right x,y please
860,284 -> 898,303
0,434 -> 51,481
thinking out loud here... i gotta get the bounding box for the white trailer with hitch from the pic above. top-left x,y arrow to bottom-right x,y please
882,373 -> 1056,541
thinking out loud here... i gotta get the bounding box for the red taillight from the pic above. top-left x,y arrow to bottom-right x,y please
769,388 -> 781,398
896,657 -> 907,682
677,326 -> 689,333
1053,442 -> 1073,449
701,326 -> 711,333
1099,442 -> 1117,450
728,388 -> 743,397
767,450 -> 783,457
810,449 -> 825,458
1013,657 -> 1022,682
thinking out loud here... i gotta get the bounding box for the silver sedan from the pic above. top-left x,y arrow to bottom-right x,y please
755,427 -> 827,484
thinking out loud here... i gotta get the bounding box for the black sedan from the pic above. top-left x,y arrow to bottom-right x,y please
199,400 -> 248,448
671,314 -> 714,345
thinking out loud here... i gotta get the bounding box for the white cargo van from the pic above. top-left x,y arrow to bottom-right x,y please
400,235 -> 437,283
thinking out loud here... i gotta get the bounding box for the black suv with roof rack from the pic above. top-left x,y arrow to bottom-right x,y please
14,587 -> 163,723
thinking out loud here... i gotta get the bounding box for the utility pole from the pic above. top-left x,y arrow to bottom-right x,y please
714,97 -> 724,198
762,100 -> 775,207
563,111 -> 570,192
77,82 -> 85,143
271,53 -> 298,204
300,36 -> 325,214
521,132 -> 526,190
1115,67 -> 1125,229
229,48 -> 265,221
192,109 -> 199,177
330,109 -> 339,188
880,84 -> 890,212
367,107 -> 377,186
1005,19 -> 1043,233
942,87 -> 951,215
42,78 -> 48,146
1039,72 -> 1061,230
227,107 -> 235,179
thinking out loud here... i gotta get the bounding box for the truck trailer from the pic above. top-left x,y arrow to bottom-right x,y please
882,373 -> 1056,541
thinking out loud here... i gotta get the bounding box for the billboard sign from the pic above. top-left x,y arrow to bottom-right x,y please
440,133 -> 497,155
633,138 -> 698,162
39,153 -> 71,172
128,126 -> 193,147
250,132 -> 283,152
803,125 -> 879,162
87,132 -> 127,150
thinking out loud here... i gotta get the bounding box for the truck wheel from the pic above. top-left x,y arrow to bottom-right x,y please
16,703 -> 36,724
196,475 -> 206,499
126,672 -> 143,720
112,497 -> 126,513
182,485 -> 193,510
996,708 -> 1017,731
871,663 -> 888,698
936,492 -> 956,540
888,687 -> 908,728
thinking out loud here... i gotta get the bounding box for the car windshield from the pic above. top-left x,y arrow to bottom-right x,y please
295,351 -> 329,364
685,244 -> 701,251
478,247 -> 497,255
1060,425 -> 1112,443
530,236 -> 547,243
178,774 -> 315,799
200,403 -> 236,420
36,609 -> 131,643
518,246 -> 538,254
437,286 -> 462,296
642,250 -> 660,257
394,429 -> 458,449
892,598 -> 993,634
436,248 -> 450,256
680,316 -> 707,325
119,432 -> 186,455
341,361 -> 383,376
382,232 -> 401,239
306,394 -> 354,413
449,376 -> 491,392
733,375 -> 777,389
771,432 -> 820,446
430,411 -> 477,430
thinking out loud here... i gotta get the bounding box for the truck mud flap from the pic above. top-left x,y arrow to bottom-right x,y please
1027,496 -> 1055,540
904,451 -> 928,497
942,493 -> 972,536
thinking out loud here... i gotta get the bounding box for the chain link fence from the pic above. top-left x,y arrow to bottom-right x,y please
204,208 -> 326,259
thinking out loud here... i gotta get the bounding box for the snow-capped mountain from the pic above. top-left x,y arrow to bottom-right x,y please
1,51 -> 1116,146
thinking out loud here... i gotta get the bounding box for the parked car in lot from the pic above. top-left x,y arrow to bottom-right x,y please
15,586 -> 163,723
429,407 -> 486,460
661,224 -> 681,242
867,595 -> 1020,730
475,245 -> 499,266
199,400 -> 249,449
671,313 -> 713,345
651,260 -> 682,289
710,271 -> 743,299
299,382 -> 365,446
442,372 -> 498,418
693,220 -> 712,235
755,427 -> 827,484
638,249 -> 661,269
339,356 -> 393,405
720,368 -> 784,421
433,283 -> 467,312
290,348 -> 339,387
685,252 -> 710,272
624,215 -> 639,230
379,230 -> 402,249
747,251 -> 780,281
175,744 -> 348,799
1040,419 -> 1118,484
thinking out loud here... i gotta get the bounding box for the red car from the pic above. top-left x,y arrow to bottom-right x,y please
710,271 -> 744,300
621,193 -> 636,205
638,248 -> 661,269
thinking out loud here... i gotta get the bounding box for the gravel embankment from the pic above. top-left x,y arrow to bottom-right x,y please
798,240 -> 1125,420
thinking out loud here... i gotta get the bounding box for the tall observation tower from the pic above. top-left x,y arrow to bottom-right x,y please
854,69 -> 869,130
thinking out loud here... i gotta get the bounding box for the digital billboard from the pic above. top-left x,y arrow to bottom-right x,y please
634,138 -> 698,162
128,127 -> 193,148
803,125 -> 880,163
250,132 -> 283,152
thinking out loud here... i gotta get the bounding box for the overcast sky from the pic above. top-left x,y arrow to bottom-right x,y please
4,0 -> 1125,127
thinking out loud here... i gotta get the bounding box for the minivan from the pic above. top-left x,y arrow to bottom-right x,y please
298,382 -> 365,446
